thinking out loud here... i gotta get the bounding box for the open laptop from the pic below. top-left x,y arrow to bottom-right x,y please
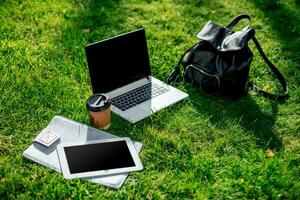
85,28 -> 188,123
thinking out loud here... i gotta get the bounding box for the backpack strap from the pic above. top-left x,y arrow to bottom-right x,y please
249,36 -> 288,100
166,43 -> 198,84
227,14 -> 288,100
226,14 -> 251,30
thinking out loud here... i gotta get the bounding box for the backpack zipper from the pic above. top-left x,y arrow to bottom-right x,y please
185,64 -> 221,87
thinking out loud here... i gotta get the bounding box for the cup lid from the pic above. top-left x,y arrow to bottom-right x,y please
86,93 -> 111,112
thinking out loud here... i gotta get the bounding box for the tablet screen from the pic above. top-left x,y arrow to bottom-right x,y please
64,141 -> 136,174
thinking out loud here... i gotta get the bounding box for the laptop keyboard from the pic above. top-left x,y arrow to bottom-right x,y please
111,82 -> 169,111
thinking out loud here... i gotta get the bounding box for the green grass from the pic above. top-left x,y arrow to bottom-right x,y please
0,0 -> 299,199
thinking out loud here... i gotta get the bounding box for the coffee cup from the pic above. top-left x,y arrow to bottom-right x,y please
86,93 -> 111,129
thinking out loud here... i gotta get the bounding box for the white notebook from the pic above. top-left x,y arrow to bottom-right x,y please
23,116 -> 143,188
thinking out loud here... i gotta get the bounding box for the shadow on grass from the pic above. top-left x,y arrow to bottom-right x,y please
172,0 -> 286,150
188,88 -> 282,150
56,0 -> 284,150
55,0 -> 181,136
251,0 -> 300,73
59,0 -> 124,51
108,101 -> 189,138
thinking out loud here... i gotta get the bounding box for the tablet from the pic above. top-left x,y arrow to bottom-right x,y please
57,137 -> 143,179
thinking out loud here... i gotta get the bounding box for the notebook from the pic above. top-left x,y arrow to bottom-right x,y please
23,116 -> 143,188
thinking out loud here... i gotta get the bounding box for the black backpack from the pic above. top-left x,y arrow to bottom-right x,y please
167,14 -> 288,100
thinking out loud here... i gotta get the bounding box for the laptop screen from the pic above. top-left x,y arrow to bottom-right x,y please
85,28 -> 151,93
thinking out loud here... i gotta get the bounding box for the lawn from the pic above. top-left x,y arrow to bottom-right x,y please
0,0 -> 299,199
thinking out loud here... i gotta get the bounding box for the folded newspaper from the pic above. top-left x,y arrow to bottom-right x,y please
23,116 -> 143,188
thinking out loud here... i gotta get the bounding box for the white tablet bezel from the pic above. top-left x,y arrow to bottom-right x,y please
57,137 -> 143,179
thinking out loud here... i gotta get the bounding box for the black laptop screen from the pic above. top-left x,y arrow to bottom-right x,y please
85,29 -> 151,93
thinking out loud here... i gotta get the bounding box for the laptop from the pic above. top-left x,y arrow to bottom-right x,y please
85,28 -> 188,123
